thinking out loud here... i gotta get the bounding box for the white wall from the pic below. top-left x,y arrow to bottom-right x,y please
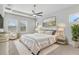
45,5 -> 79,45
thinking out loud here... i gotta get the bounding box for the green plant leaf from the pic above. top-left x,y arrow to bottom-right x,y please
71,24 -> 79,41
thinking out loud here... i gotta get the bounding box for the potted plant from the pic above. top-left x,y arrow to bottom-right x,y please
71,24 -> 79,48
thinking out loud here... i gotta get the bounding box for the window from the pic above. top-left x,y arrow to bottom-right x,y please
69,15 -> 79,23
8,19 -> 17,32
19,20 -> 27,32
69,13 -> 79,24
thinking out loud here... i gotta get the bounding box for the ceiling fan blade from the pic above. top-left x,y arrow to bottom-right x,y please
37,12 -> 43,14
32,4 -> 43,17
37,14 -> 43,16
32,10 -> 36,14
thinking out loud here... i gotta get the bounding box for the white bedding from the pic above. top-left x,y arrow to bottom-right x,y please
20,33 -> 56,54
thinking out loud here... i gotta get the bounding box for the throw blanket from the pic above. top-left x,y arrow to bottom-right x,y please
20,33 -> 56,55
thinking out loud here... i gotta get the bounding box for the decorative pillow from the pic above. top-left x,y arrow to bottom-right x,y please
44,31 -> 53,35
43,30 -> 56,35
52,30 -> 56,35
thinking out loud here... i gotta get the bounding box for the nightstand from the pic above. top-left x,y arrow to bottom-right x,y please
56,26 -> 67,45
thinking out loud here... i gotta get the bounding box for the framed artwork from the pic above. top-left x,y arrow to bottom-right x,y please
43,16 -> 56,27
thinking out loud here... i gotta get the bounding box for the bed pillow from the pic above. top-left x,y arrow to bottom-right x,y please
43,30 -> 56,35
43,31 -> 52,35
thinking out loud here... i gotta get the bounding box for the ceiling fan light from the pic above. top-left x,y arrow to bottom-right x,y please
33,15 -> 36,17
32,4 -> 43,17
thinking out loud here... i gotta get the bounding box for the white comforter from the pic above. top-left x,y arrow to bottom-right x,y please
20,33 -> 56,54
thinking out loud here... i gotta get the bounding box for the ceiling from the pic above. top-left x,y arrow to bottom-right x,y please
6,4 -> 77,18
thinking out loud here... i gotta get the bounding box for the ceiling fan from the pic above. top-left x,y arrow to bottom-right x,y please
32,4 -> 43,17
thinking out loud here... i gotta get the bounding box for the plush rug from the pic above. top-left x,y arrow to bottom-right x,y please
9,40 -> 19,55
14,39 -> 32,55
39,44 -> 60,55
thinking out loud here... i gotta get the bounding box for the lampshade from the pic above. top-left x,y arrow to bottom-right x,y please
58,28 -> 64,31
0,29 -> 4,32
35,25 -> 42,31
57,23 -> 66,28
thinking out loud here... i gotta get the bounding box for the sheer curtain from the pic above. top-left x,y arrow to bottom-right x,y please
4,13 -> 36,33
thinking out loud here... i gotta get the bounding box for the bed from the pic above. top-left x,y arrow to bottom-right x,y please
20,33 -> 56,55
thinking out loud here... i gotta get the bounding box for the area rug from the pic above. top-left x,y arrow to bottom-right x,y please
39,44 -> 60,55
9,40 -> 19,55
14,40 -> 32,55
